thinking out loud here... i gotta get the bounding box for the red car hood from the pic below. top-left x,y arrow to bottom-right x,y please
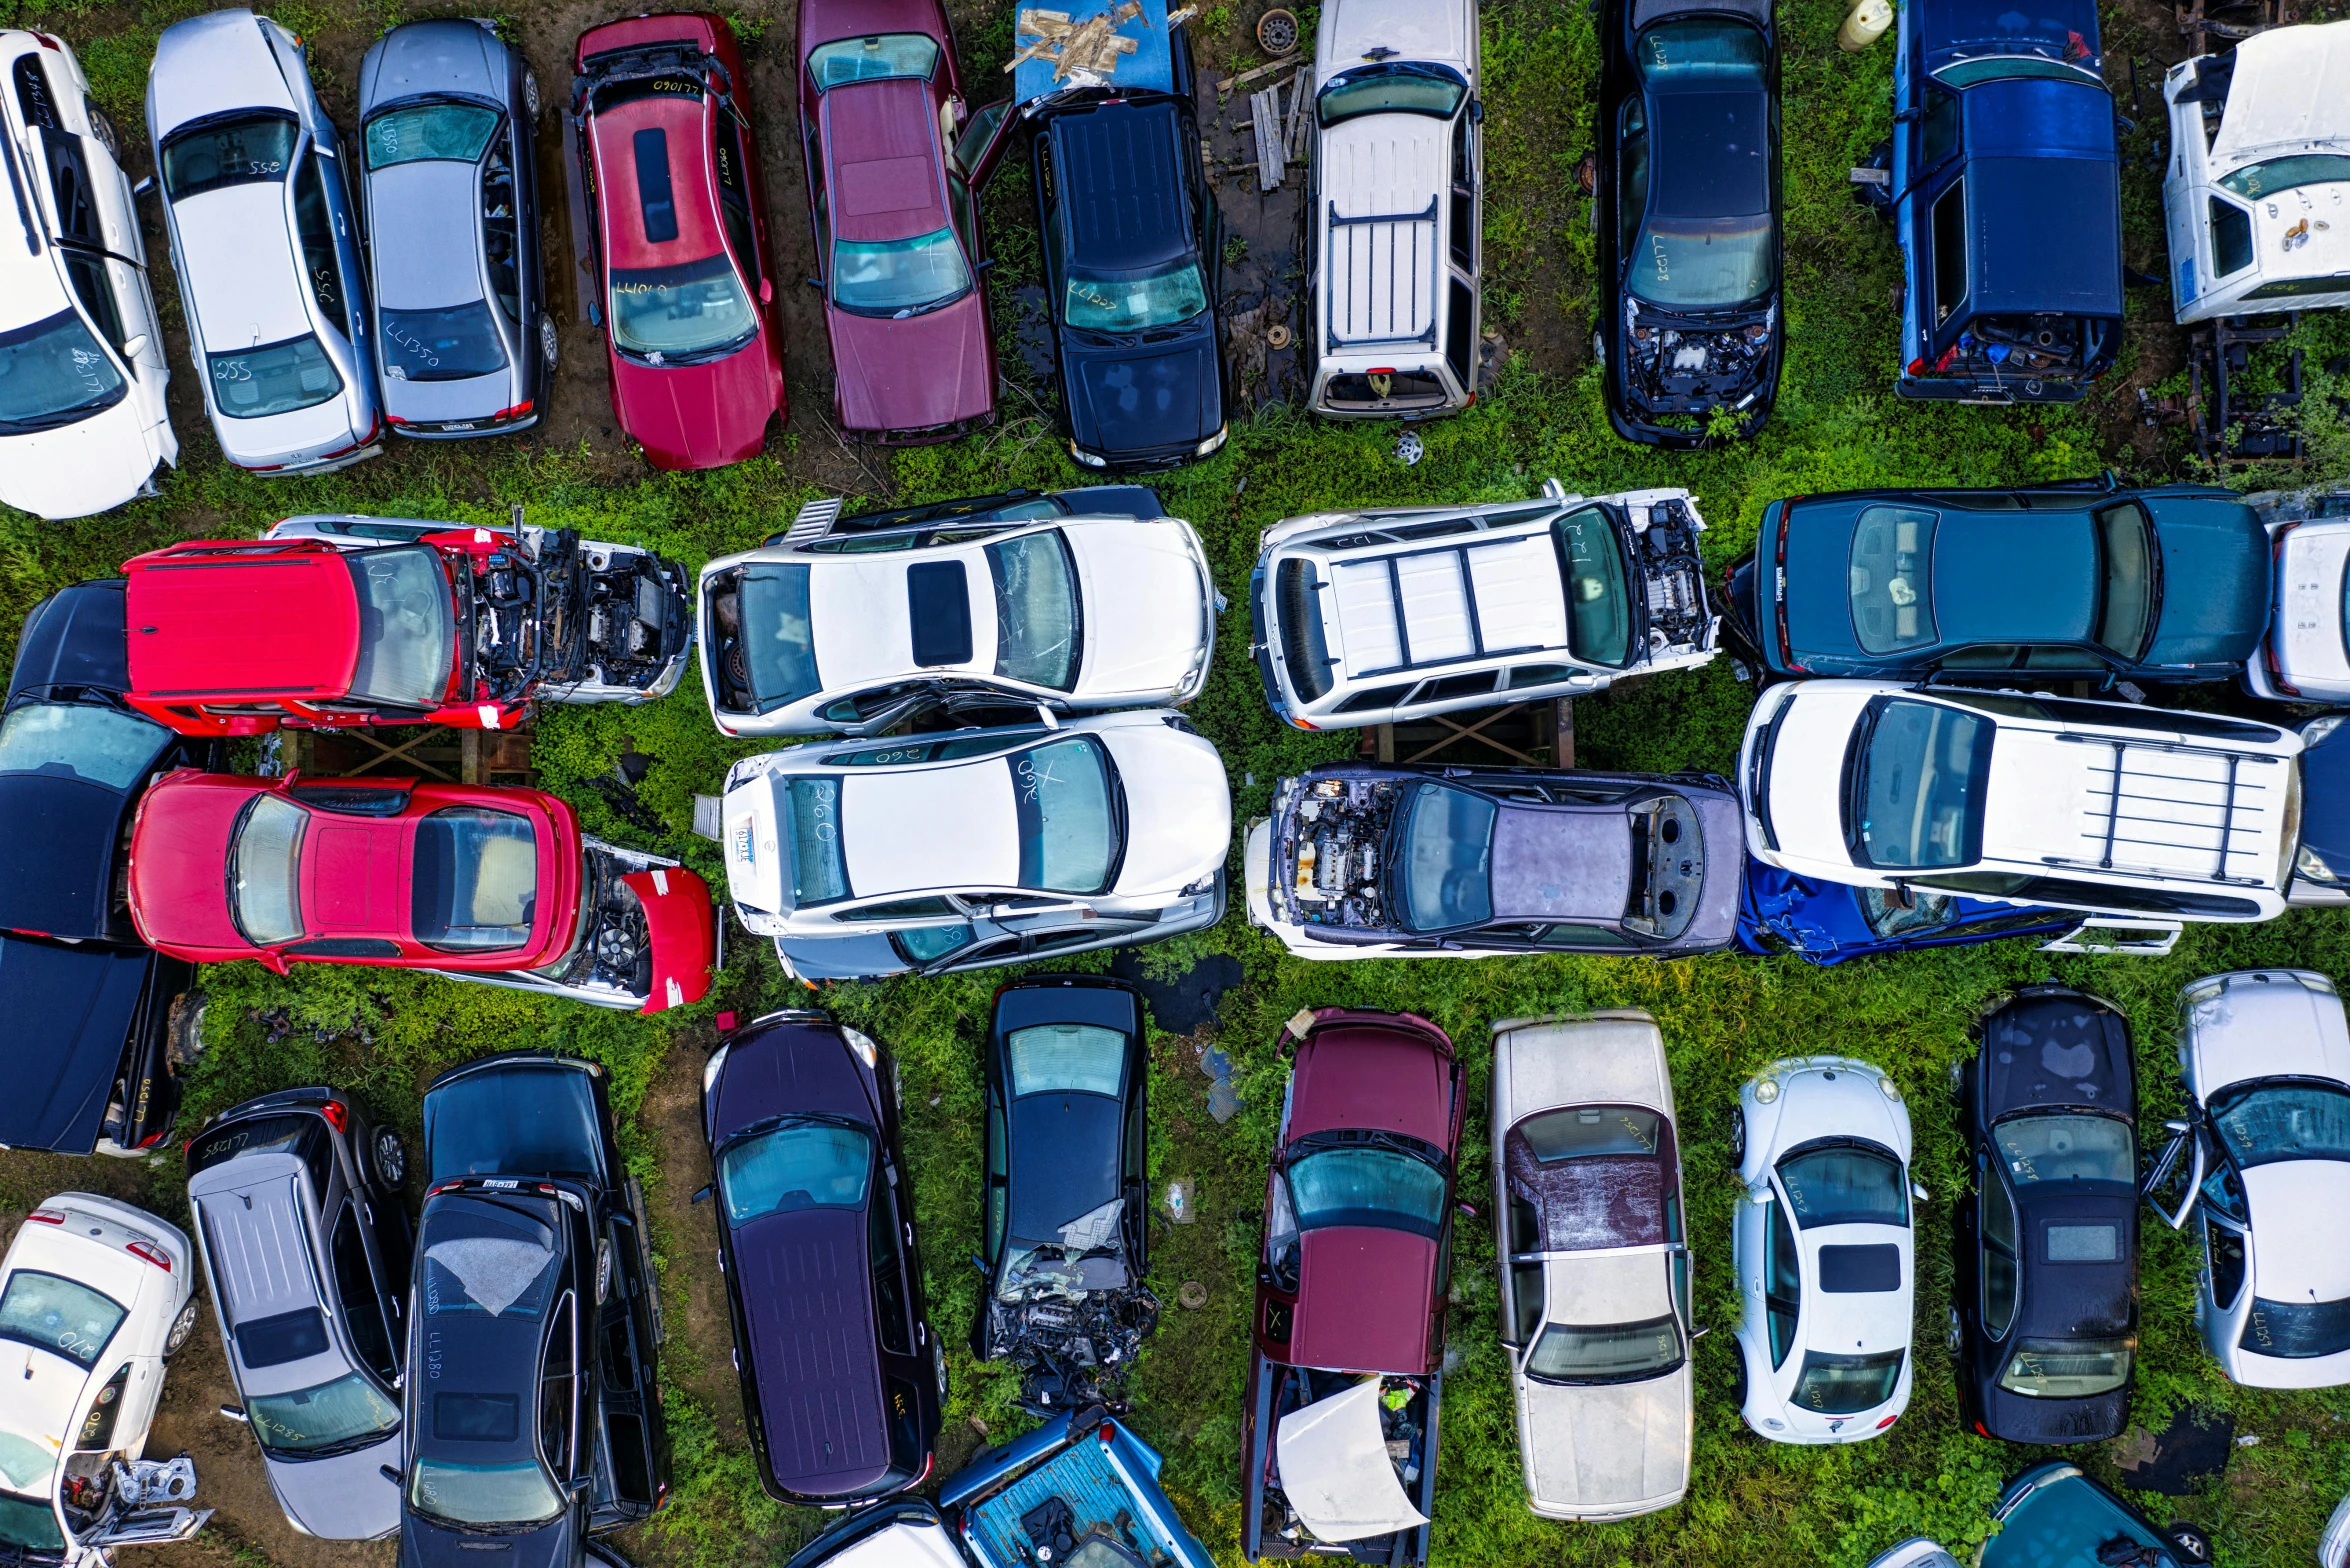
1287,1022 -> 1455,1147
623,867 -> 715,1014
609,334 -> 784,470
128,779 -> 254,955
1288,1227 -> 1437,1374
828,292 -> 993,434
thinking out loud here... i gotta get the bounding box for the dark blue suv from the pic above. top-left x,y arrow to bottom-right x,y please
1888,0 -> 2121,403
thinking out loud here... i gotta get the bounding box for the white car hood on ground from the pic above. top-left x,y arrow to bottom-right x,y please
2245,1162 -> 2350,1304
1275,1377 -> 1428,1544
1100,724 -> 1229,896
2188,975 -> 2350,1094
1495,1016 -> 1672,1127
1755,685 -> 1874,868
809,550 -> 997,689
2274,523 -> 2350,689
175,183 -> 308,354
841,761 -> 1020,895
1065,522 -> 1205,700
0,401 -> 168,519
150,10 -> 297,134
2208,19 -> 2350,175
368,160 -> 483,312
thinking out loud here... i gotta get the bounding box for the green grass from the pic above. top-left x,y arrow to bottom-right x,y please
8,0 -> 2350,1565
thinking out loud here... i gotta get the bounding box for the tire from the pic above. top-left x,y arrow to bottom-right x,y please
163,1299 -> 199,1359
539,313 -> 560,370
87,103 -> 120,158
1946,1304 -> 1962,1356
372,1127 -> 407,1189
1729,1106 -> 1746,1165
931,1335 -> 948,1399
1728,1342 -> 1749,1410
524,70 -> 542,119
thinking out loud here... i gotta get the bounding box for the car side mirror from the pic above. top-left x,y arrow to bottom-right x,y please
217,1405 -> 248,1423
1911,1182 -> 1930,1202
258,949 -> 292,977
1036,703 -> 1060,730
1748,1185 -> 1774,1205
758,278 -> 772,305
120,335 -> 150,361
2164,1119 -> 2190,1134
1689,1325 -> 1711,1341
976,256 -> 999,273
804,275 -> 823,290
971,1253 -> 987,1273
691,1184 -> 712,1206
1469,99 -> 1484,126
379,1464 -> 402,1484
133,175 -> 155,198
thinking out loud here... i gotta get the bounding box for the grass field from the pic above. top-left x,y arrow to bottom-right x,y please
5,0 -> 2350,1565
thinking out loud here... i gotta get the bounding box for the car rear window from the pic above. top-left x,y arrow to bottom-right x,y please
1007,1023 -> 1125,1097
716,1122 -> 872,1222
1523,1313 -> 1682,1385
187,1111 -> 336,1193
412,806 -> 538,952
207,335 -> 344,420
1848,506 -> 1937,653
1992,1114 -> 2134,1185
1553,506 -> 1632,667
161,113 -> 298,199
2242,1293 -> 2350,1359
1516,1106 -> 1661,1162
735,564 -> 820,708
1792,1349 -> 1903,1414
1848,697 -> 1991,870
787,777 -> 849,905
381,302 -> 510,382
1997,1336 -> 2132,1397
609,253 -> 758,359
1777,1142 -> 1909,1229
1275,560 -> 1334,702
363,102 -> 499,169
233,1306 -> 330,1369
1399,781 -> 1496,930
0,1270 -> 125,1368
807,34 -> 940,88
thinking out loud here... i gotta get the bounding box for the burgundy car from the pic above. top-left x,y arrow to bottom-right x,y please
572,13 -> 787,469
796,0 -> 1002,442
1243,1009 -> 1462,1566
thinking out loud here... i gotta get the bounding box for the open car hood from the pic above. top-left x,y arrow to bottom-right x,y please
1273,1377 -> 1431,1544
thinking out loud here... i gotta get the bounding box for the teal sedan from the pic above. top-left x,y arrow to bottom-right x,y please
1864,1463 -> 2212,1568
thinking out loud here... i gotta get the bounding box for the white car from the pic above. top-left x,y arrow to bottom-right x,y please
1740,679 -> 2302,923
2151,969 -> 2350,1388
699,495 -> 1216,737
0,31 -> 176,519
1491,1012 -> 1692,1521
2164,21 -> 2350,327
719,709 -> 1230,947
2246,487 -> 2350,705
1731,1056 -> 1919,1443
0,1195 -> 211,1565
146,9 -> 381,476
1306,0 -> 1482,419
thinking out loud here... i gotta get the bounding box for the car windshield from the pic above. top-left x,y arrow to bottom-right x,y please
413,807 -> 538,951
1284,1147 -> 1448,1239
1848,698 -> 1990,869
785,778 -> 848,905
718,1122 -> 873,1222
363,101 -> 500,169
2218,154 -> 2350,202
1997,1336 -> 2133,1398
0,1270 -> 126,1368
734,564 -> 820,709
231,792 -> 308,946
1315,62 -> 1469,126
1848,506 -> 1937,653
1792,1349 -> 1904,1414
987,532 -> 1080,690
1777,1143 -> 1909,1229
0,1488 -> 62,1553
1553,506 -> 1632,666
2242,1294 -> 2350,1359
1008,1023 -> 1127,1096
1011,736 -> 1117,893
1635,16 -> 1769,79
160,113 -> 299,199
0,704 -> 171,791
347,547 -> 454,707
0,308 -> 126,433
1629,214 -> 1773,310
208,336 -> 344,420
1993,1114 -> 2135,1185
1516,1106 -> 1663,1161
380,302 -> 510,382
1523,1313 -> 1683,1385
833,229 -> 972,317
2209,1081 -> 2350,1169
1063,260 -> 1208,332
808,34 -> 940,87
1934,56 -> 2102,87
1398,782 -> 1496,931
609,252 -> 758,359
246,1371 -> 402,1457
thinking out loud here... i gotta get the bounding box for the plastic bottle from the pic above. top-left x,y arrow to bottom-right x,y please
1839,0 -> 1892,50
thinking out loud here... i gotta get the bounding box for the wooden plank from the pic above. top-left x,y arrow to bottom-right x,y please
1217,51 -> 1301,92
1251,84 -> 1284,191
1375,723 -> 1395,763
1288,72 -> 1313,161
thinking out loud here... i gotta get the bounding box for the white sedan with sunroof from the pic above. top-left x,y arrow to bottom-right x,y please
718,710 -> 1230,944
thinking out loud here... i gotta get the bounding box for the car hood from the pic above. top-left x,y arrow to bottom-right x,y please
709,1019 -> 878,1132
1061,323 -> 1220,461
150,10 -> 299,133
268,1431 -> 402,1540
620,866 -> 714,1014
734,1207 -> 895,1498
2245,1161 -> 2350,1306
0,938 -> 159,1152
828,290 -> 993,435
1288,1226 -> 1436,1374
127,778 -> 251,952
611,333 -> 782,471
1099,723 -> 1229,898
398,1506 -> 574,1568
1319,0 -> 1474,77
1289,1020 -> 1455,1146
0,772 -> 135,940
1066,522 -> 1207,700
1516,1362 -> 1690,1515
1979,988 -> 2133,1118
1753,683 -> 1875,867
2140,494 -> 2269,665
362,19 -> 501,107
0,402 -> 170,521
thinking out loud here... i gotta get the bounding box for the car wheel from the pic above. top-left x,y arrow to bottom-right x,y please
539,313 -> 560,370
524,70 -> 541,119
2162,1525 -> 2213,1566
931,1334 -> 948,1399
373,1127 -> 407,1189
1728,1342 -> 1749,1410
87,105 -> 121,158
596,1237 -> 615,1305
163,1299 -> 199,1359
1729,1106 -> 1746,1165
1946,1304 -> 1962,1356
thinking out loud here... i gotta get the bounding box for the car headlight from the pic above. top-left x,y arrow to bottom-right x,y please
2298,844 -> 2343,885
2183,978 -> 2228,1007
841,1027 -> 879,1069
1880,1075 -> 1903,1102
1069,441 -> 1109,469
2305,714 -> 2347,748
701,1043 -> 731,1095
1753,1078 -> 1780,1104
1194,423 -> 1229,458
1180,872 -> 1218,897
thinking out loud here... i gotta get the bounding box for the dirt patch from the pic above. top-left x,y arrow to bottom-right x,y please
634,1019 -> 740,1439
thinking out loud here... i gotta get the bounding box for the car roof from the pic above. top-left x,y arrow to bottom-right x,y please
1956,80 -> 2123,321
1648,81 -> 1769,221
169,179 -> 317,353
1289,1225 -> 1437,1372
411,1189 -> 567,1463
840,754 -> 1025,894
1047,101 -> 1194,271
804,544 -> 1003,689
1315,526 -> 1576,686
735,1200 -> 894,1495
592,85 -> 723,273
2243,1161 -> 2350,1310
368,159 -> 489,313
191,1157 -> 352,1395
1786,504 -> 2098,660
2187,972 -> 2350,1096
1488,804 -> 1636,925
1505,1122 -> 1675,1249
126,548 -> 362,702
822,77 -> 949,245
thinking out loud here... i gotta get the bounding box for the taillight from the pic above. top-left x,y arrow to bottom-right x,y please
1097,1421 -> 1115,1445
1290,716 -> 1317,731
1973,1420 -> 1990,1438
126,1240 -> 172,1271
1876,1413 -> 1898,1430
319,1101 -> 346,1132
2268,525 -> 2301,697
1906,358 -> 1926,376
137,1129 -> 166,1149
494,401 -> 534,422
26,1210 -> 64,1226
384,413 -> 412,427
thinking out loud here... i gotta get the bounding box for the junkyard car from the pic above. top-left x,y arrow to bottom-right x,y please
1249,483 -> 1719,731
147,9 -> 381,474
1598,0 -> 1781,444
1305,0 -> 1484,420
1245,762 -> 1742,958
719,709 -> 1229,950
1491,1013 -> 1693,1521
122,520 -> 690,737
2148,969 -> 2350,1387
699,493 -> 1215,738
126,771 -> 716,1014
978,976 -> 1155,1412
0,30 -> 177,519
1739,681 -> 2303,922
2164,22 -> 2350,325
2246,487 -> 2350,703
767,880 -> 1225,982
1884,0 -> 2120,402
1953,986 -> 2138,1443
1721,482 -> 2269,684
0,579 -> 207,1156
796,0 -> 997,442
699,1010 -> 941,1503
408,1053 -> 668,1559
1243,1009 -> 1462,1566
1731,1055 -> 1919,1443
1735,865 -> 2081,965
358,19 -> 552,436
0,1194 -> 211,1565
185,1089 -> 412,1539
1865,1464 -> 2215,1568
2294,713 -> 2350,904
572,13 -> 786,469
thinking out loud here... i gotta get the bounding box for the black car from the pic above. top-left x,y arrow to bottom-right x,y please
1028,38 -> 1227,472
1598,0 -> 1782,445
1953,984 -> 2139,1442
0,579 -> 214,1156
977,976 -> 1157,1412
403,1054 -> 668,1568
698,1010 -> 943,1504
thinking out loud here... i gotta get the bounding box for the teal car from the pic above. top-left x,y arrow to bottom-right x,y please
1722,480 -> 2268,685
1864,1464 -> 2211,1568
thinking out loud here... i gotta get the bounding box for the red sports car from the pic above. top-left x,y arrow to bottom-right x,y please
573,13 -> 787,469
797,0 -> 1001,441
126,771 -> 715,1014
1243,1009 -> 1462,1566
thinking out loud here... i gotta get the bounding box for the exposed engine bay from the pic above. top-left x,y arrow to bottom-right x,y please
1257,1368 -> 1434,1563
1623,493 -> 1715,662
1269,774 -> 1402,933
457,528 -> 690,706
1622,299 -> 1774,420
1926,315 -> 2105,392
987,1198 -> 1161,1414
528,844 -> 661,1004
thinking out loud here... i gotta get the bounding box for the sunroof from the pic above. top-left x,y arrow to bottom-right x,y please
907,560 -> 973,667
633,127 -> 677,243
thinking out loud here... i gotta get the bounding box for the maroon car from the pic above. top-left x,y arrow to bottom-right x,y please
1243,1010 -> 1462,1566
796,0 -> 1002,442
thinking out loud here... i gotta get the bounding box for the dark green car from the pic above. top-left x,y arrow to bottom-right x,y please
1722,480 -> 2269,685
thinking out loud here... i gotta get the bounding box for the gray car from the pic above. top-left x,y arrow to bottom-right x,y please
185,1087 -> 412,1540
357,19 -> 552,436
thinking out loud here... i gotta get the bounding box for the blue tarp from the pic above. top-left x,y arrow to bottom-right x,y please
1012,0 -> 1177,105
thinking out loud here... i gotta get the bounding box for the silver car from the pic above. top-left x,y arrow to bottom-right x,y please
146,9 -> 380,475
357,19 -> 552,436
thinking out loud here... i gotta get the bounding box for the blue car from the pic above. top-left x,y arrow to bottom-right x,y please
1863,1463 -> 2211,1568
782,1409 -> 1215,1568
1737,864 -> 2076,964
1886,0 -> 2121,403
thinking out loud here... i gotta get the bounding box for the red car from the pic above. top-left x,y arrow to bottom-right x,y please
1243,1009 -> 1462,1566
573,14 -> 787,469
126,771 -> 715,1014
797,0 -> 1002,441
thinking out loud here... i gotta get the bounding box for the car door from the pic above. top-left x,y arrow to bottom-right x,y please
712,101 -> 768,308
951,99 -> 1018,193
328,1200 -> 402,1388
1974,1149 -> 2022,1356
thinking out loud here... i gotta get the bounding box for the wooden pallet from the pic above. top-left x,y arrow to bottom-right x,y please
1364,698 -> 1575,769
284,722 -> 538,787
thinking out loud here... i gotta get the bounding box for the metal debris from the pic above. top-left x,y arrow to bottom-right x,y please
1177,1280 -> 1209,1309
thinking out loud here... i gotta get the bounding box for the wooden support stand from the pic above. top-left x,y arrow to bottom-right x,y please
1363,697 -> 1576,769
283,720 -> 538,787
